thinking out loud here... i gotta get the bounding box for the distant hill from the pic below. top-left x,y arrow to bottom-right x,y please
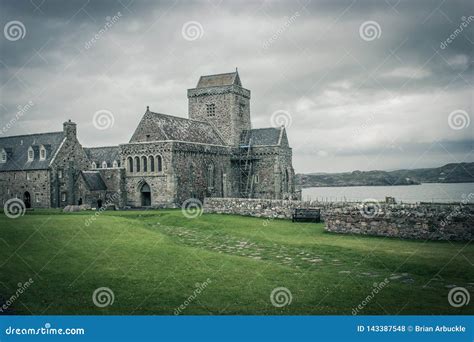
296,162 -> 474,188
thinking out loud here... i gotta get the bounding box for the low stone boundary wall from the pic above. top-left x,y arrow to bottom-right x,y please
324,203 -> 473,241
203,197 -> 327,219
203,198 -> 474,241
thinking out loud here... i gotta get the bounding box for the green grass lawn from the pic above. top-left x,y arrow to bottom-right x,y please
0,209 -> 472,315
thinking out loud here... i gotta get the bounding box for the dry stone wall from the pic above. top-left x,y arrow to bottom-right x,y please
203,198 -> 473,241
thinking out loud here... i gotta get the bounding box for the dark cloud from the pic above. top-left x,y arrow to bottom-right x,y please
0,0 -> 472,172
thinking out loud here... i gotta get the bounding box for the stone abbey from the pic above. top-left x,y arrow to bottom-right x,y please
0,71 -> 299,209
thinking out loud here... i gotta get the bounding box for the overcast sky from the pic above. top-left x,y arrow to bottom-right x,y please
0,0 -> 472,173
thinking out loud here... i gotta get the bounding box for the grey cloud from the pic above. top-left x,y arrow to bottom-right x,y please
0,0 -> 472,172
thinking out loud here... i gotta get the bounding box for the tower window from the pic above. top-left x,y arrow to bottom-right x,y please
1,149 -> 6,163
206,103 -> 216,117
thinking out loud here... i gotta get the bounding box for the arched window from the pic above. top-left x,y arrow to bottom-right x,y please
284,169 -> 289,192
157,155 -> 163,172
127,157 -> 133,172
149,156 -> 155,172
27,146 -> 34,162
207,163 -> 214,188
134,156 -> 140,172
39,145 -> 46,160
113,160 -> 118,168
102,161 -> 108,168
142,156 -> 147,172
91,162 -> 97,169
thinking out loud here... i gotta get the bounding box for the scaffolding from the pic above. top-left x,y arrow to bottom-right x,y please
239,132 -> 254,198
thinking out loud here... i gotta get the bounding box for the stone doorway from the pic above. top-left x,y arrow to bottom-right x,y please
23,192 -> 31,208
140,183 -> 151,206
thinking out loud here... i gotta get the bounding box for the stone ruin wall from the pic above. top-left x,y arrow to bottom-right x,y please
203,197 -> 473,241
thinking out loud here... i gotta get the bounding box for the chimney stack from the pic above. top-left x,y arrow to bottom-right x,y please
63,119 -> 77,139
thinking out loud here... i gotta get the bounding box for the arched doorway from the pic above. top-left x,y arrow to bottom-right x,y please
97,199 -> 103,209
23,192 -> 31,208
140,183 -> 151,206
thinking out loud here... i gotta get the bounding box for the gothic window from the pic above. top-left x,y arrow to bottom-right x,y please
142,156 -> 148,172
206,103 -> 216,117
0,149 -> 6,163
61,192 -> 67,202
102,161 -> 108,168
27,147 -> 34,162
149,156 -> 155,172
134,156 -> 140,172
91,162 -> 97,169
207,163 -> 214,188
157,155 -> 163,172
127,157 -> 133,172
284,169 -> 289,193
40,145 -> 46,160
112,160 -> 118,168
254,174 -> 259,184
58,169 -> 63,179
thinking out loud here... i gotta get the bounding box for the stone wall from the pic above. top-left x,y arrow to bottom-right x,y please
0,170 -> 51,208
324,202 -> 474,241
203,198 -> 473,241
203,197 -> 321,219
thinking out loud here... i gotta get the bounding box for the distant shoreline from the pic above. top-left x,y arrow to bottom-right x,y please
297,162 -> 474,188
300,181 -> 474,189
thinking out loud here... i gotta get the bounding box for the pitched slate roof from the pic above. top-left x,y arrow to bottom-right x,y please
129,111 -> 225,145
196,71 -> 241,88
0,131 -> 65,171
84,146 -> 120,168
240,128 -> 283,146
80,171 -> 107,191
